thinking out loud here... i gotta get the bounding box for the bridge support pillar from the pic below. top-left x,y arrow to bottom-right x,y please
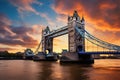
60,53 -> 94,64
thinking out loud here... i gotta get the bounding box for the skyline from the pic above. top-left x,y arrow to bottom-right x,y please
0,0 -> 120,53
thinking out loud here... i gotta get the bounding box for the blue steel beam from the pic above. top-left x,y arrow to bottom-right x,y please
79,51 -> 120,54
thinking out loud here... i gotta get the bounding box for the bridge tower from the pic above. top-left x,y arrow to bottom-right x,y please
42,26 -> 53,53
60,11 -> 94,63
68,10 -> 85,53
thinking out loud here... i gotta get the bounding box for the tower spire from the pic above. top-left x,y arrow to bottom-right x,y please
81,16 -> 85,21
73,10 -> 79,17
72,10 -> 80,21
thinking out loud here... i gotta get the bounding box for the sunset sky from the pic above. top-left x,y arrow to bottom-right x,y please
0,0 -> 120,53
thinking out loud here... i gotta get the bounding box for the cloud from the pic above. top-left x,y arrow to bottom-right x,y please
53,0 -> 120,29
56,14 -> 67,25
0,13 -> 12,25
31,24 -> 44,34
40,13 -> 55,27
9,0 -> 42,17
0,14 -> 40,49
9,0 -> 55,27
53,0 -> 120,45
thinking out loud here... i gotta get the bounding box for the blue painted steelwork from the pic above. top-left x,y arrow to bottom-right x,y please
79,51 -> 120,54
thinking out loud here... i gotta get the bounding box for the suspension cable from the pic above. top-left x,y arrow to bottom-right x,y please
34,39 -> 42,54
75,27 -> 120,51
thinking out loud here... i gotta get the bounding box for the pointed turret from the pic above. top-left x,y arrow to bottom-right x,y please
72,10 -> 80,21
81,16 -> 85,21
81,16 -> 85,25
73,10 -> 79,17
44,26 -> 50,34
68,10 -> 83,22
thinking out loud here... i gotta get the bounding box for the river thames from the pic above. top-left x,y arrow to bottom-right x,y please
0,59 -> 120,80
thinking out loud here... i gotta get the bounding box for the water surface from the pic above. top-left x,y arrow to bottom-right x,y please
0,59 -> 120,80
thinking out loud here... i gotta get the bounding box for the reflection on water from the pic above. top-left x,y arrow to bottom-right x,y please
0,59 -> 120,80
37,61 -> 92,80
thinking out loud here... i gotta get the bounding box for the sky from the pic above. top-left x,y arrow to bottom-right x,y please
0,0 -> 120,53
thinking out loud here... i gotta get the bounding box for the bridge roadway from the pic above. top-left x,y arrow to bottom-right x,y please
79,51 -> 120,54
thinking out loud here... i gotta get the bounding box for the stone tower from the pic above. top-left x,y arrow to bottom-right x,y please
42,26 -> 53,53
68,10 -> 85,53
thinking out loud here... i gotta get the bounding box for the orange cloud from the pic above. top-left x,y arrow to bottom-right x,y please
100,3 -> 116,10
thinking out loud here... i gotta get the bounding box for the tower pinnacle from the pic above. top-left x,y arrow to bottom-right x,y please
73,10 -> 79,18
81,16 -> 85,21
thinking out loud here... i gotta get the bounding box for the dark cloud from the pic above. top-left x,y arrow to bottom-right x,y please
0,14 -> 38,48
54,0 -> 120,29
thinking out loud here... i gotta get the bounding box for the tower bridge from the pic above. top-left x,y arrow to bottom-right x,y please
34,11 -> 120,63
